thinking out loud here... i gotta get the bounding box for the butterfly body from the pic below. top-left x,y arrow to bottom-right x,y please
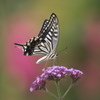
15,13 -> 59,64
15,36 -> 45,55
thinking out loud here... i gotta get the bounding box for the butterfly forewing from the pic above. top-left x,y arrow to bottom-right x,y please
38,13 -> 59,54
38,19 -> 49,37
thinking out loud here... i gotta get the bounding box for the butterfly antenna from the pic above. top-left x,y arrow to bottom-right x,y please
58,46 -> 67,55
14,43 -> 24,49
14,43 -> 23,46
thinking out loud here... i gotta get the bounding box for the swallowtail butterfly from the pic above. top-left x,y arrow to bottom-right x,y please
15,13 -> 59,64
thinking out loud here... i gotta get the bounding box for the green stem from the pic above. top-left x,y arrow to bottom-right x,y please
61,81 -> 73,99
45,88 -> 58,99
54,81 -> 61,100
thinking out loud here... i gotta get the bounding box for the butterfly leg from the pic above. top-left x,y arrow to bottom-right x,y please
44,60 -> 49,68
52,57 -> 59,66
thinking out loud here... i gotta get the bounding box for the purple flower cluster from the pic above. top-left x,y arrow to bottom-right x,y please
30,66 -> 83,92
41,66 -> 68,81
68,68 -> 83,83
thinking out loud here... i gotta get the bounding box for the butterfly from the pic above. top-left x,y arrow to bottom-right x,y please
14,13 -> 59,64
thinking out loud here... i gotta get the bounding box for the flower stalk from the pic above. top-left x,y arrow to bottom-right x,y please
61,80 -> 73,99
55,81 -> 61,100
45,88 -> 58,99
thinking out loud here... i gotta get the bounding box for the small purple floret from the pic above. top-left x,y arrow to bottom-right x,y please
42,66 -> 68,81
68,68 -> 83,83
30,76 -> 46,92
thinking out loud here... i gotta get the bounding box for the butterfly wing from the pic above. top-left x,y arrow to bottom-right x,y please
38,19 -> 49,37
36,13 -> 59,63
37,13 -> 59,54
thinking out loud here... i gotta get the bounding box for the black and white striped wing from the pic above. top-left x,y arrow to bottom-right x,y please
35,13 -> 59,54
34,13 -> 59,63
38,19 -> 49,37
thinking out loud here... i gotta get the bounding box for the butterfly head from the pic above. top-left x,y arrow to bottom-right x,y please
14,43 -> 35,55
14,37 -> 39,56
55,53 -> 58,57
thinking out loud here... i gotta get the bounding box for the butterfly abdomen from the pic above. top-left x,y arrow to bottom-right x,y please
47,53 -> 58,60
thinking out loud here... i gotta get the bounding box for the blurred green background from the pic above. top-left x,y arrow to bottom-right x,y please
1,0 -> 100,100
